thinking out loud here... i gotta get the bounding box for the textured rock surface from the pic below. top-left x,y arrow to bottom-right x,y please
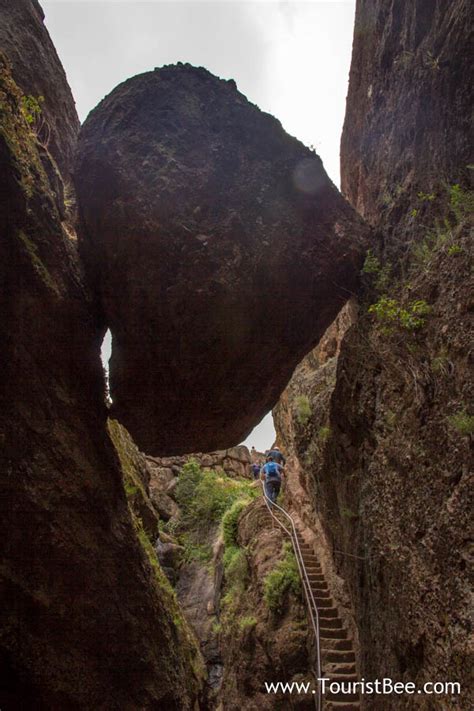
274,2 -> 473,708
275,233 -> 473,709
147,444 -> 252,483
76,64 -> 369,455
0,55 -> 203,710
218,499 -> 313,710
341,0 -> 473,229
0,0 -> 79,179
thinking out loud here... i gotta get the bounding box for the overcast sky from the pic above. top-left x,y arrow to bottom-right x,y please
42,0 -> 356,452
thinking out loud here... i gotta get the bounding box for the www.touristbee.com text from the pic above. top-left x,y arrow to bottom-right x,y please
264,678 -> 461,697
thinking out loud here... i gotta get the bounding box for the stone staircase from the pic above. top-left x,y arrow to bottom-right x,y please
296,532 -> 360,710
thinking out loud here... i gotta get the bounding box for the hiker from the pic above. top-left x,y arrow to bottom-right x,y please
250,461 -> 261,479
261,457 -> 283,504
265,445 -> 286,466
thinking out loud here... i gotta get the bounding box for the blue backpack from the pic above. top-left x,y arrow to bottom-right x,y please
265,461 -> 281,479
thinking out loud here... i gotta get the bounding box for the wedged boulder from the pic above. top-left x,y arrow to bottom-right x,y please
76,63 -> 369,455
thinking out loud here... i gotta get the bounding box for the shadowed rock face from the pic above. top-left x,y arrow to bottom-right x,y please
76,64 -> 369,455
341,0 -> 473,228
0,0 -> 79,179
0,53 -> 202,710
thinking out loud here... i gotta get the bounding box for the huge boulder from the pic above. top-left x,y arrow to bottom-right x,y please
76,64 -> 369,455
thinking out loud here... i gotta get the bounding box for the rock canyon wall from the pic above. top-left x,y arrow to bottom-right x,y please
274,2 -> 473,708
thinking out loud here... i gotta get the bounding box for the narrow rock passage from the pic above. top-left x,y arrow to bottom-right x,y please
295,532 -> 360,711
262,486 -> 360,710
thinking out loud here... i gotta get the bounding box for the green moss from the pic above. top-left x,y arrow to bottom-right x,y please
263,542 -> 301,615
318,426 -> 331,443
222,498 -> 250,548
340,506 -> 358,520
238,616 -> 257,631
131,512 -> 206,687
447,409 -> 474,436
107,419 -> 148,503
295,395 -> 312,426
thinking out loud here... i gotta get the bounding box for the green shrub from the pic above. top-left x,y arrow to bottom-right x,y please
318,426 -> 331,443
264,542 -> 301,614
368,297 -> 431,331
176,460 -> 256,535
222,499 -> 249,548
432,346 -> 450,375
224,546 -> 248,590
295,395 -> 312,426
362,250 -> 392,293
238,616 -> 257,631
20,94 -> 44,125
449,183 -> 474,221
362,249 -> 381,275
447,410 -> 474,436
417,191 -> 436,202
181,537 -> 213,564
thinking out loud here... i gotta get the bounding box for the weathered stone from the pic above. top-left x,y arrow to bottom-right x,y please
76,64 -> 369,455
0,51 -> 202,709
0,0 -> 79,180
341,0 -> 472,231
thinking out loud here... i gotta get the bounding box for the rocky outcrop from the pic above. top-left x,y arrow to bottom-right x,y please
276,229 -> 473,709
148,445 -> 252,483
341,0 -> 472,231
0,54 -> 203,710
108,419 -> 161,538
0,0 -> 79,180
218,499 -> 314,710
274,2 -> 473,708
75,63 -> 369,455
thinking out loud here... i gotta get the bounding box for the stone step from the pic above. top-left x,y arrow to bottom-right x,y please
327,690 -> 359,703
327,674 -> 358,684
310,588 -> 330,599
324,702 -> 360,710
307,574 -> 325,583
309,584 -> 329,595
318,606 -> 338,619
321,638 -> 353,651
322,649 -> 356,664
304,565 -> 323,574
302,554 -> 320,562
319,627 -> 348,640
312,596 -> 333,608
323,663 -> 357,676
317,616 -> 342,629
304,563 -> 322,572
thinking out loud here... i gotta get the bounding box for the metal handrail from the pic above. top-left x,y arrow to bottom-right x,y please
261,480 -> 322,711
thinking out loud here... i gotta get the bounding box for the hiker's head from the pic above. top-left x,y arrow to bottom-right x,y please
267,456 -> 274,462
273,446 -> 280,451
